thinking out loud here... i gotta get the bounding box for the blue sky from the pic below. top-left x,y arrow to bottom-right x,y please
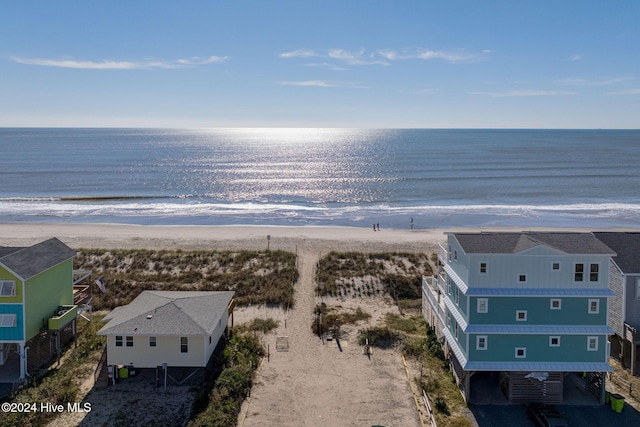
1,1 -> 639,128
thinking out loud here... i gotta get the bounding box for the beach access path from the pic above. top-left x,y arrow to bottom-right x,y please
236,248 -> 423,427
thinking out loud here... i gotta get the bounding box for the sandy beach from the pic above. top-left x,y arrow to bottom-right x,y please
2,222 -> 634,427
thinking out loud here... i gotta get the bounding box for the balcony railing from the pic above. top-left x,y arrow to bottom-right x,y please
422,276 -> 446,328
438,243 -> 448,264
48,305 -> 78,330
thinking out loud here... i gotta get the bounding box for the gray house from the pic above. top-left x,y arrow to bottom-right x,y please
594,232 -> 640,375
98,290 -> 235,384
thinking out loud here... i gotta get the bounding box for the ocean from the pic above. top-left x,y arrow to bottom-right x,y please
1,127 -> 639,229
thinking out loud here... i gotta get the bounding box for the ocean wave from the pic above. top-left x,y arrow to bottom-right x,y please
2,199 -> 640,221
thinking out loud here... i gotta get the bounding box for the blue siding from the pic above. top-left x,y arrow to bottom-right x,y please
0,304 -> 24,341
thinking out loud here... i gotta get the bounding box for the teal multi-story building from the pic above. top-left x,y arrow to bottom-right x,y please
423,232 -> 615,404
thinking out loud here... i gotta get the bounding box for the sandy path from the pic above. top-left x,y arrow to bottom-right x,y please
238,250 -> 422,427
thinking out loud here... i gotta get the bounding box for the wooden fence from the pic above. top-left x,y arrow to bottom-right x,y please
609,372 -> 636,399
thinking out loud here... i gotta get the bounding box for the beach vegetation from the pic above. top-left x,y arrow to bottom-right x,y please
311,304 -> 371,336
75,248 -> 299,309
315,251 -> 432,307
188,333 -> 263,427
234,318 -> 279,334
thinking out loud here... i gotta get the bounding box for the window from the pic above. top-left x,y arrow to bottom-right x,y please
516,310 -> 528,321
115,336 -> 123,347
209,336 -> 212,345
588,299 -> 600,314
126,336 -> 134,347
447,279 -> 451,296
455,287 -> 460,305
515,347 -> 527,358
448,245 -> 451,262
0,281 -> 16,297
477,298 -> 488,314
0,314 -> 16,327
575,263 -> 585,282
454,250 -> 458,261
480,263 -> 487,274
476,336 -> 488,350
552,262 -> 560,271
149,336 -> 157,347
180,337 -> 188,353
587,336 -> 598,351
590,264 -> 599,282
549,336 -> 561,347
518,274 -> 527,283
454,322 -> 459,340
550,299 -> 562,310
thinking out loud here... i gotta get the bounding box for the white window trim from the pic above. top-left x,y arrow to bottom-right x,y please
149,336 -> 157,347
115,336 -> 123,347
455,287 -> 460,305
515,347 -> 527,358
0,313 -> 17,327
476,335 -> 488,350
516,310 -> 528,321
587,336 -> 598,352
550,298 -> 562,310
589,263 -> 600,282
125,336 -> 134,347
180,336 -> 189,353
552,262 -> 561,271
588,299 -> 600,314
549,336 -> 561,347
477,298 -> 488,314
517,274 -> 527,284
0,280 -> 16,297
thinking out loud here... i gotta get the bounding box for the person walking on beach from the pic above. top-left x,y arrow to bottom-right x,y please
373,223 -> 376,231
376,223 -> 380,231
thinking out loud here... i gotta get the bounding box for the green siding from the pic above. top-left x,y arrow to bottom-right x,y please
24,259 -> 73,340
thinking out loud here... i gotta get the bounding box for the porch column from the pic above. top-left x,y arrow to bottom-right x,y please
19,342 -> 26,380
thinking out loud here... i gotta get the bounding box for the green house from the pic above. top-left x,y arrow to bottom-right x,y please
0,238 -> 76,380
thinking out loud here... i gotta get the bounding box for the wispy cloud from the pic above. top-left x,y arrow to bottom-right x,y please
278,80 -> 338,87
11,55 -> 226,69
606,88 -> 640,95
472,90 -> 578,97
554,76 -> 634,86
566,54 -> 583,61
378,48 -> 482,63
176,55 -> 228,65
303,62 -> 346,71
327,49 -> 389,66
279,49 -> 319,58
279,47 -> 486,67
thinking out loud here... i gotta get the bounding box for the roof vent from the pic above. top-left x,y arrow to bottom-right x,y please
147,314 -> 153,319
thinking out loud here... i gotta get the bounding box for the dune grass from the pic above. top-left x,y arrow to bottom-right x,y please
75,248 -> 299,310
315,251 -> 432,304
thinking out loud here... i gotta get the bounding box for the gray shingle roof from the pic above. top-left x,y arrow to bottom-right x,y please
593,232 -> 640,274
453,232 -> 615,255
0,238 -> 75,280
98,291 -> 235,337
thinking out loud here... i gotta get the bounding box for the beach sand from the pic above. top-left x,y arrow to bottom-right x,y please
2,222 -> 632,427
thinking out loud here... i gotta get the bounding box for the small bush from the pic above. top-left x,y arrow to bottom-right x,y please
358,327 -> 400,349
434,396 -> 450,416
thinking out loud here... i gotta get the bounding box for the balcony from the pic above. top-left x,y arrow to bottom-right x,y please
422,276 -> 446,328
48,305 -> 78,330
625,322 -> 640,344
